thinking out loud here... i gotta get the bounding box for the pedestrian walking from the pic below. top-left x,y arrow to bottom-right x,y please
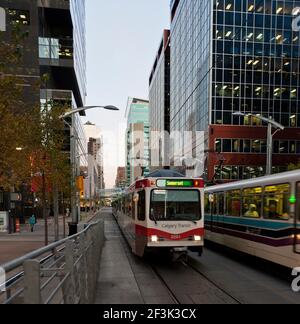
29,215 -> 36,233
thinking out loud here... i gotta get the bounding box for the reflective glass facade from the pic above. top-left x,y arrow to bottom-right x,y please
70,0 -> 86,105
170,0 -> 211,158
212,0 -> 300,127
170,0 -> 300,181
125,98 -> 150,184
149,30 -> 170,169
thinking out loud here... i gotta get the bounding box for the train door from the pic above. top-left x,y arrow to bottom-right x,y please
217,192 -> 225,235
295,183 -> 300,254
209,193 -> 224,234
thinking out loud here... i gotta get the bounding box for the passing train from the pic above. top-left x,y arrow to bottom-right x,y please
112,170 -> 205,259
204,170 -> 300,268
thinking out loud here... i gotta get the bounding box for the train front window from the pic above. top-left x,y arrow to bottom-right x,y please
150,190 -> 201,222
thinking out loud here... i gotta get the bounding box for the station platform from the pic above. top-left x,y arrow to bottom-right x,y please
94,210 -> 175,304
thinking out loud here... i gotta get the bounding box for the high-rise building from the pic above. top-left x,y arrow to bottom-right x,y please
84,122 -> 105,192
125,98 -> 150,185
0,0 -> 86,221
115,167 -> 126,189
168,0 -> 300,182
149,29 -> 171,170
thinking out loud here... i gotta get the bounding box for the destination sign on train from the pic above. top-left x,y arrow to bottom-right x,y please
156,179 -> 194,187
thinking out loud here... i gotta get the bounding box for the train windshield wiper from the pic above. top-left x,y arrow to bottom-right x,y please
151,213 -> 158,225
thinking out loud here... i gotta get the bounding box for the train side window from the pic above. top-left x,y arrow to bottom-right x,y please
126,195 -> 132,217
242,187 -> 262,218
263,184 -> 290,221
212,194 -> 218,216
218,193 -> 225,215
226,190 -> 241,217
137,191 -> 146,221
205,193 -> 210,214
131,194 -> 135,220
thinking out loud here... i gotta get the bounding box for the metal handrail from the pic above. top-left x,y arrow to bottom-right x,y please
1,222 -> 97,273
0,218 -> 104,304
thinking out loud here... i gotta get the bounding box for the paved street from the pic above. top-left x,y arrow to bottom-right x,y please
0,211 -> 98,265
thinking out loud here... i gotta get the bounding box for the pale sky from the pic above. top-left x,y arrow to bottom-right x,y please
81,0 -> 170,188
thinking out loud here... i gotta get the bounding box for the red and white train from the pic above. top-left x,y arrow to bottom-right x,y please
112,170 -> 205,259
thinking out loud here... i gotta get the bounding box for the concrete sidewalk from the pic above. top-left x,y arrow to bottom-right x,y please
94,209 -> 174,304
0,210 -> 101,265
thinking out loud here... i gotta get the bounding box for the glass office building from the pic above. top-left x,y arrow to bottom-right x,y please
125,98 -> 150,184
70,0 -> 86,105
149,30 -> 171,170
170,0 -> 300,181
0,0 -> 87,223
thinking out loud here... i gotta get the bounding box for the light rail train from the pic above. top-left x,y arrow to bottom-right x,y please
204,170 -> 300,268
112,170 -> 205,259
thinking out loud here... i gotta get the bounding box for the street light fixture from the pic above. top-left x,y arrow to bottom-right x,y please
60,105 -> 119,235
60,105 -> 119,119
233,112 -> 285,175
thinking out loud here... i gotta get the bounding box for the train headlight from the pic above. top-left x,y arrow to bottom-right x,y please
194,235 -> 202,242
151,235 -> 159,243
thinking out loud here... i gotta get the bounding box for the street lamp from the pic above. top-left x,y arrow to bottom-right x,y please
59,105 -> 119,120
233,112 -> 285,175
60,105 -> 119,235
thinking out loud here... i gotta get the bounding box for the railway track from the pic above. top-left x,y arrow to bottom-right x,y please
112,210 -> 241,304
149,256 -> 242,305
185,256 -> 242,304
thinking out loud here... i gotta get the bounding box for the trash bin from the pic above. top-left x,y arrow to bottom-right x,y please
68,222 -> 78,236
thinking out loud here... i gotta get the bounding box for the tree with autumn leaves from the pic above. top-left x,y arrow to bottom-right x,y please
0,26 -> 72,243
0,25 -> 35,190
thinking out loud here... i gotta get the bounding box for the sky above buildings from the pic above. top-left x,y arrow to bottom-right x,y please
81,0 -> 170,188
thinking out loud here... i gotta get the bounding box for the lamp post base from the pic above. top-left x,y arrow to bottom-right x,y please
68,222 -> 78,236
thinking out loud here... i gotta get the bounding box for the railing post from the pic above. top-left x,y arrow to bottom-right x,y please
62,240 -> 76,304
23,260 -> 41,304
86,228 -> 95,303
79,234 -> 88,304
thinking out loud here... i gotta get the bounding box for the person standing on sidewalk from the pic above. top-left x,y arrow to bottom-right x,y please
29,215 -> 36,233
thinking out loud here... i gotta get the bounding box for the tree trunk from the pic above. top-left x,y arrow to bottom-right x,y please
53,183 -> 59,241
42,171 -> 48,246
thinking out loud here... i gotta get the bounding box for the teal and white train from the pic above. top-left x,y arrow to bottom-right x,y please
204,170 -> 300,269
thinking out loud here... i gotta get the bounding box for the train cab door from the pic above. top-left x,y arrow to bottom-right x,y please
295,183 -> 300,254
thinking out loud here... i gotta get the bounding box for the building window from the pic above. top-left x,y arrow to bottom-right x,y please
8,9 -> 30,25
215,138 -> 300,155
39,37 -> 73,60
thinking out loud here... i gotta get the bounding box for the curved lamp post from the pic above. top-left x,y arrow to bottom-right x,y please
233,112 -> 284,175
60,105 -> 119,235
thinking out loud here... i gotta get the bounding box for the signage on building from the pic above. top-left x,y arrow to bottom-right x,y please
292,7 -> 300,32
0,7 -> 6,32
77,176 -> 84,198
0,212 -> 9,233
